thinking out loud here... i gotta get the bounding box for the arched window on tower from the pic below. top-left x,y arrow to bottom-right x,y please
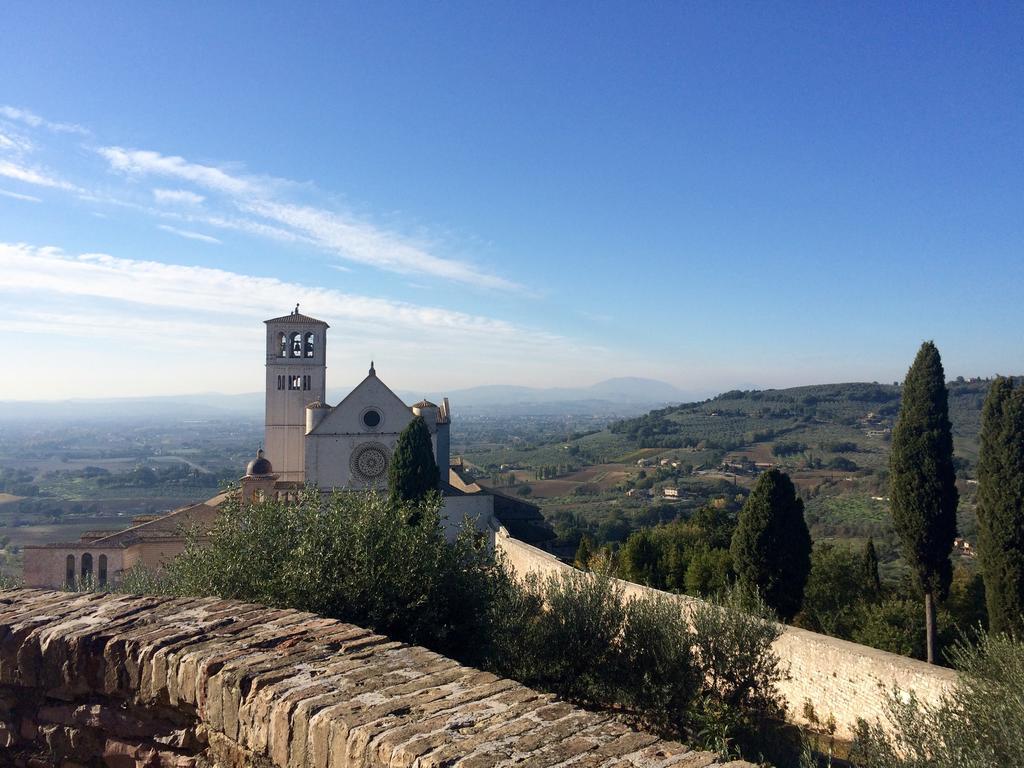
279,332 -> 288,358
65,554 -> 75,587
304,332 -> 315,358
290,332 -> 303,358
81,553 -> 93,584
98,555 -> 108,587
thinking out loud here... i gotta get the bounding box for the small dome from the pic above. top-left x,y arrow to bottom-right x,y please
246,448 -> 274,477
306,401 -> 332,410
412,399 -> 437,409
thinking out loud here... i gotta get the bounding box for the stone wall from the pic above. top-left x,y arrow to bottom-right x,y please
20,546 -> 125,592
495,528 -> 956,740
0,589 -> 750,768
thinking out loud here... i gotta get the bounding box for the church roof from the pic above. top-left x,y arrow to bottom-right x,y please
245,449 -> 274,477
75,494 -> 228,548
264,306 -> 329,326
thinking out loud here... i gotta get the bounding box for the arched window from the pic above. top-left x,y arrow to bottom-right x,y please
290,332 -> 303,358
304,332 -> 315,358
81,553 -> 93,583
98,555 -> 108,587
65,554 -> 75,587
279,332 -> 288,358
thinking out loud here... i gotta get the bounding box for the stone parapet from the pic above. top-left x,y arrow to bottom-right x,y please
495,528 -> 957,741
0,589 -> 749,768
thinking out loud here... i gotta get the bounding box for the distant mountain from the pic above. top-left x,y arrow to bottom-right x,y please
0,377 -> 697,422
402,378 -> 701,416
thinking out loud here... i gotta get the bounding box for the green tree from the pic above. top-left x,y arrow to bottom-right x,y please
863,536 -> 882,598
852,597 -> 928,659
976,376 -> 1024,636
729,468 -> 811,621
890,341 -> 958,663
798,543 -> 869,638
683,546 -> 732,597
619,528 -> 661,587
388,415 -> 440,509
574,534 -> 594,569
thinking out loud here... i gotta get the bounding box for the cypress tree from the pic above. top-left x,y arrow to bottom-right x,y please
388,415 -> 440,510
730,468 -> 812,621
889,341 -> 958,663
862,537 -> 882,598
976,377 -> 1024,636
574,535 -> 594,570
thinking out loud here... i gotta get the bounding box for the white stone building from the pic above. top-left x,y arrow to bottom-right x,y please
250,306 -> 491,541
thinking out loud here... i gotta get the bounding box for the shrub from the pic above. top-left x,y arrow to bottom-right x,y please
618,591 -> 700,733
143,489 -> 499,665
852,633 -> 1024,768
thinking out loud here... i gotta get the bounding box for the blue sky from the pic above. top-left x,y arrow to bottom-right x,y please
0,3 -> 1021,400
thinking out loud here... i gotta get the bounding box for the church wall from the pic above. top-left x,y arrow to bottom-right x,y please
495,528 -> 956,740
439,495 -> 495,544
22,546 -> 124,589
122,540 -> 190,573
436,422 -> 451,487
264,425 -> 308,483
305,433 -> 402,490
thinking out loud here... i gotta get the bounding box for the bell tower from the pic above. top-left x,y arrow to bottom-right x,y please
264,305 -> 328,482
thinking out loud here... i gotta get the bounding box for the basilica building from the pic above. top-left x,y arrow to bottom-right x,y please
23,308 -> 550,589
240,306 -> 492,540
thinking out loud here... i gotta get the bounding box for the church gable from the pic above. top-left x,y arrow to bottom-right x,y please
310,370 -> 412,437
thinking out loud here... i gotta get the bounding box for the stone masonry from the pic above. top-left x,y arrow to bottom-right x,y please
0,589 -> 751,768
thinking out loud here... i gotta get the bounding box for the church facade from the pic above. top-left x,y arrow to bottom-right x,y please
248,307 -> 485,540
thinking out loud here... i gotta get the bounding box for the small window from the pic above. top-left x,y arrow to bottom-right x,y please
279,332 -> 288,358
98,555 -> 108,587
81,552 -> 93,583
66,554 -> 75,587
289,375 -> 302,390
304,332 -> 315,358
362,409 -> 382,428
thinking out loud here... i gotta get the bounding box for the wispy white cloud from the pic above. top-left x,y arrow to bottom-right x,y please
241,200 -> 519,290
188,212 -> 315,245
0,242 -> 552,344
0,130 -> 34,155
0,106 -> 88,135
157,224 -> 222,244
99,147 -> 254,196
0,160 -> 79,191
153,188 -> 205,206
0,188 -> 42,203
95,145 -> 520,291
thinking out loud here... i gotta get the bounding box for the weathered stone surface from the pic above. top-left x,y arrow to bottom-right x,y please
0,588 -> 750,767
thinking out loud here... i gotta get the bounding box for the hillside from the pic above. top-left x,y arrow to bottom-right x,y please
608,379 -> 994,471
